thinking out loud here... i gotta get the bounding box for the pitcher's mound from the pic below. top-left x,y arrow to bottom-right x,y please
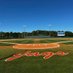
13,43 -> 60,50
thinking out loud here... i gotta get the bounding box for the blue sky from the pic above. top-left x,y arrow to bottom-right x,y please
0,0 -> 73,32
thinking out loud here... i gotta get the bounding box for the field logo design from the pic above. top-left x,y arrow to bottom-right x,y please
4,51 -> 69,62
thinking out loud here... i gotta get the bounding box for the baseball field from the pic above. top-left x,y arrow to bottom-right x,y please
0,38 -> 73,73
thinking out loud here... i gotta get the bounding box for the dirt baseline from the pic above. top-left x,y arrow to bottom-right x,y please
13,43 -> 60,49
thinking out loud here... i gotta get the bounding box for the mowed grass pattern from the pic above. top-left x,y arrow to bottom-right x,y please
0,38 -> 73,73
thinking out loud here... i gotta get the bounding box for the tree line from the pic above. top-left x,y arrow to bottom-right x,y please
0,30 -> 73,39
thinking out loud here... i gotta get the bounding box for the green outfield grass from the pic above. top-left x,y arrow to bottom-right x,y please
39,39 -> 66,43
0,43 -> 14,46
0,38 -> 73,73
63,41 -> 73,44
0,38 -> 71,44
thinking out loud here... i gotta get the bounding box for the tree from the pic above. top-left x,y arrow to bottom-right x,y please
65,31 -> 73,37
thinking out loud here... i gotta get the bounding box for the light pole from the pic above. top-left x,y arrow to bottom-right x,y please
48,24 -> 52,37
23,25 -> 26,38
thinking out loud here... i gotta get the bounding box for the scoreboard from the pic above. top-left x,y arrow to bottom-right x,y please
57,31 -> 65,36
